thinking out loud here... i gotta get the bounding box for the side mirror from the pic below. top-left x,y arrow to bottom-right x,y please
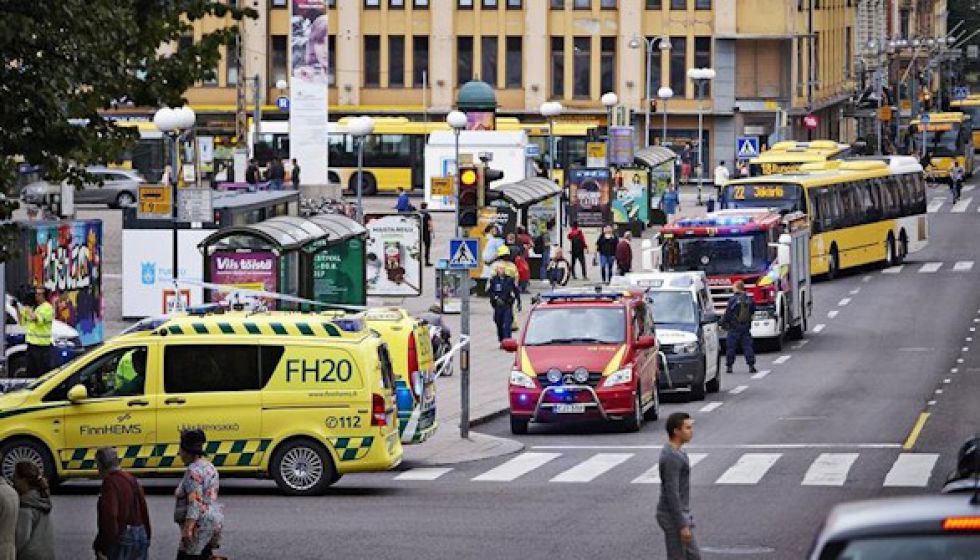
67,384 -> 88,403
500,338 -> 519,352
636,335 -> 657,350
701,313 -> 719,325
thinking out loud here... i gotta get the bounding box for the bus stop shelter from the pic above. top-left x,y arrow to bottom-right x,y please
198,214 -> 368,307
633,146 -> 678,226
489,177 -> 561,279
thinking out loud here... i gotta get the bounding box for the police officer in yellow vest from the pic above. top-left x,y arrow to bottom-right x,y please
20,287 -> 54,377
111,349 -> 146,396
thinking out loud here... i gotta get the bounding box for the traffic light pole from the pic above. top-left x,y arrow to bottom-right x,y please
454,130 -> 471,439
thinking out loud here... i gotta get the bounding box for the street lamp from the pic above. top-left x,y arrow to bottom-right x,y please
348,116 -> 374,222
540,101 -> 563,247
447,110 -> 468,238
153,105 -> 196,307
601,92 -> 618,128
687,67 -> 715,205
657,86 -> 674,147
629,34 -> 671,148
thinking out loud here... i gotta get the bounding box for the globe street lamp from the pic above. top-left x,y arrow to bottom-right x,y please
348,116 -> 375,222
601,92 -> 618,128
447,110 -> 468,237
153,105 -> 196,308
687,67 -> 716,205
629,35 -> 672,148
540,101 -> 563,247
657,86 -> 674,147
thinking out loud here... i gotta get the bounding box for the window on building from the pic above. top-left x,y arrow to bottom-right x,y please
649,39 -> 663,90
458,0 -> 473,8
899,10 -> 909,39
506,36 -> 522,88
481,36 -> 498,87
670,0 -> 686,9
458,37 -> 474,85
389,36 -> 405,87
600,0 -> 617,8
573,0 -> 590,8
390,0 -> 405,8
328,35 -> 336,86
694,36 -> 711,96
272,0 -> 287,7
327,0 -> 336,6
507,0 -> 522,8
669,36 -> 686,96
600,37 -> 615,94
270,35 -> 288,88
551,36 -> 565,97
797,38 -> 805,96
364,35 -> 381,87
646,0 -> 662,7
844,26 -> 852,78
694,0 -> 710,8
225,42 -> 239,86
483,0 -> 497,7
414,0 -> 429,7
365,0 -> 380,7
573,37 -> 591,98
551,0 -> 565,8
814,32 -> 820,90
413,36 -> 429,87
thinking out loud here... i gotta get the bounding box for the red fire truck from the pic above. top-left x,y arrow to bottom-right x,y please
659,209 -> 812,350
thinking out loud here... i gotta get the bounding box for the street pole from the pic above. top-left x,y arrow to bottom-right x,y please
662,98 -> 668,147
644,40 -> 652,149
356,137 -> 364,222
696,81 -> 705,206
875,68 -> 883,155
170,132 -> 179,288
454,129 -> 461,237
548,118 -> 561,249
460,272 -> 470,439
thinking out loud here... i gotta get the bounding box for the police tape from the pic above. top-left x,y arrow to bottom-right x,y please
432,334 -> 470,379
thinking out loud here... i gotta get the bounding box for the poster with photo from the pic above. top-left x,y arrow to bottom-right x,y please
612,168 -> 649,225
365,213 -> 423,297
208,251 -> 279,307
567,168 -> 611,228
290,0 -> 328,185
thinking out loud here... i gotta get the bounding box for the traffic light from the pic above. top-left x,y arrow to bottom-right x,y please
457,164 -> 480,227
482,167 -> 506,204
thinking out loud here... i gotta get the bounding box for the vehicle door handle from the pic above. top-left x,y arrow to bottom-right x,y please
164,397 -> 186,405
127,399 -> 150,407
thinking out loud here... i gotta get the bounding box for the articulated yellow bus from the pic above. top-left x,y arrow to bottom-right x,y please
910,112 -> 975,179
949,95 -> 980,151
748,140 -> 852,177
721,157 -> 928,278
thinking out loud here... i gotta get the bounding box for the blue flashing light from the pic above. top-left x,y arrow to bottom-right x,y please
519,394 -> 529,403
676,216 -> 753,227
186,303 -> 223,316
539,292 -> 625,302
553,388 -> 565,395
331,318 -> 365,332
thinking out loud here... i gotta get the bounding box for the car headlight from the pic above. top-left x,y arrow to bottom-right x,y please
674,341 -> 699,355
509,370 -> 536,389
572,367 -> 590,384
602,367 -> 632,387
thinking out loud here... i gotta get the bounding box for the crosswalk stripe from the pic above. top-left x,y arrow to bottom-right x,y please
395,467 -> 452,481
882,265 -> 904,274
699,402 -> 723,413
813,324 -> 826,333
927,198 -> 945,213
550,453 -> 633,483
953,261 -> 975,272
729,385 -> 749,395
802,453 -> 859,486
632,453 -> 708,484
965,185 -> 976,193
715,453 -> 782,485
919,262 -> 943,273
750,369 -> 771,380
472,452 -> 561,482
951,197 -> 972,213
883,453 -> 939,487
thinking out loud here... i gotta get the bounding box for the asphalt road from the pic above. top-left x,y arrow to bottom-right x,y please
48,181 -> 980,559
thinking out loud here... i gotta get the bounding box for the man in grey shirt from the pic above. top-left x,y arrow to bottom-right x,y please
657,412 -> 700,559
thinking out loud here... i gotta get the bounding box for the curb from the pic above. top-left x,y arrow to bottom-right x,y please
469,406 -> 511,428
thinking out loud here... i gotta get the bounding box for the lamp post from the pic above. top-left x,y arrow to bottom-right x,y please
540,101 -> 563,247
444,111 -> 470,439
153,106 -> 196,307
657,86 -> 674,147
348,116 -> 374,223
601,92 -> 618,128
447,111 -> 468,238
687,67 -> 715,206
629,35 -> 671,148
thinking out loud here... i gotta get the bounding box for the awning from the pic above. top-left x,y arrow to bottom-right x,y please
634,147 -> 678,168
489,177 -> 560,207
199,214 -> 366,252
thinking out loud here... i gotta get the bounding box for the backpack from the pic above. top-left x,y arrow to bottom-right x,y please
735,295 -> 752,324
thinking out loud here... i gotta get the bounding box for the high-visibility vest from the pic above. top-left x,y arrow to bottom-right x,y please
114,351 -> 140,394
21,302 -> 53,346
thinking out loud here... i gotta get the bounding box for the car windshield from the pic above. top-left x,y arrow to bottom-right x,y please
647,291 -> 697,324
523,307 -> 626,345
721,183 -> 804,213
662,232 -> 771,275
826,534 -> 980,559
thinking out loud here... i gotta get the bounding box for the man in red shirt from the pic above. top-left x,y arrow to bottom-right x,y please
566,221 -> 589,280
616,231 -> 634,276
94,447 -> 151,560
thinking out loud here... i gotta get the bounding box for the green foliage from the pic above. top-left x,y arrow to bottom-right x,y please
0,0 -> 256,260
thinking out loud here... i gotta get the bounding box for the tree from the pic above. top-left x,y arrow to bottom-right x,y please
0,0 -> 255,260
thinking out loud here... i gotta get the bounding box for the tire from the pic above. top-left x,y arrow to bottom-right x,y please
788,297 -> 808,340
884,235 -> 897,268
706,353 -> 721,394
643,384 -> 660,421
114,191 -> 135,209
6,354 -> 26,379
509,415 -> 529,435
0,438 -> 57,484
689,358 -> 707,401
769,311 -> 785,351
896,233 -> 908,265
622,389 -> 643,432
270,438 -> 337,496
348,172 -> 377,196
826,246 -> 840,280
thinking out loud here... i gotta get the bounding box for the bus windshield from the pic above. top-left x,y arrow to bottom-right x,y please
662,232 -> 771,275
914,123 -> 962,156
720,183 -> 804,213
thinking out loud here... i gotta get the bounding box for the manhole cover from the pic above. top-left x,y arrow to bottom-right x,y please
701,546 -> 776,555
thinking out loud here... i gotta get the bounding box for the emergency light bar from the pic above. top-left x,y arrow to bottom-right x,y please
539,292 -> 628,302
675,216 -> 753,227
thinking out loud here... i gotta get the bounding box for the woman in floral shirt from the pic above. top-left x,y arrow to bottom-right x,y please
174,429 -> 223,559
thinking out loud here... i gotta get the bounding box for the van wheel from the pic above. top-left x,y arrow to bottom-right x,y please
690,358 -> 707,401
270,439 -> 336,496
707,353 -> 721,393
0,439 -> 57,484
826,246 -> 840,280
509,415 -> 529,435
622,389 -> 643,432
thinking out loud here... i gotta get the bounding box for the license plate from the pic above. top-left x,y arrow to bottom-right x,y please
555,404 -> 585,414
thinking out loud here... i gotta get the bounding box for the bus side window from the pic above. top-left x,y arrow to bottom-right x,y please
808,190 -> 822,234
827,188 -> 843,231
911,173 -> 926,214
862,180 -> 881,222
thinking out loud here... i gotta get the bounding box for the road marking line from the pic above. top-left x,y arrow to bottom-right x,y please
882,265 -> 904,274
395,467 -> 453,481
813,324 -> 826,333
632,453 -> 707,484
791,340 -> 809,350
716,453 -> 782,485
927,199 -> 945,213
550,453 -> 633,483
750,369 -> 771,380
773,355 -> 791,365
531,443 -> 903,450
883,453 -> 939,487
953,261 -> 975,272
928,400 -> 937,406
828,310 -> 839,319
964,347 -> 971,352
902,412 -> 931,451
729,385 -> 749,395
951,197 -> 973,213
699,402 -> 723,413
944,378 -> 951,384
965,185 -> 976,193
918,262 -> 943,273
802,453 -> 860,486
473,453 -> 561,482
849,288 -> 861,295
838,298 -> 852,306
861,275 -> 873,283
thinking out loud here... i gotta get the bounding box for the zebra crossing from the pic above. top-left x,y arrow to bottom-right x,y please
927,191 -> 980,213
382,450 -> 943,489
881,260 -> 975,274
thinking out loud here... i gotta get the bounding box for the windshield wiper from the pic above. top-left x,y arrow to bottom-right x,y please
531,337 -> 613,345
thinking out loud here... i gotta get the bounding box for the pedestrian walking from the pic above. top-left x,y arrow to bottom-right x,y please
488,262 -> 522,343
951,161 -> 966,203
420,202 -> 433,266
545,246 -> 571,289
533,222 -> 553,282
244,159 -> 259,186
615,231 -> 633,276
94,447 -> 151,560
663,186 -> 680,220
13,461 -> 54,560
395,188 -> 415,212
0,476 -> 18,560
596,225 -> 619,284
713,160 -> 730,200
290,158 -> 301,189
680,145 -> 693,185
268,159 -> 285,190
20,287 -> 53,378
567,221 -> 589,280
657,412 -> 701,560
174,429 -> 223,560
722,280 -> 757,374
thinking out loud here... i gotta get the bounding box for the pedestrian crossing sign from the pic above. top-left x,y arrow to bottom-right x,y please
736,136 -> 760,160
448,238 -> 480,270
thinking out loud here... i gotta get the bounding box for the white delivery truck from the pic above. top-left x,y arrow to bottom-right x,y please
424,130 -> 531,211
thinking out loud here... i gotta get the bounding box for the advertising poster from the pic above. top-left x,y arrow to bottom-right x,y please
311,238 -> 366,305
121,229 -> 210,318
365,213 -> 423,297
25,220 -> 104,346
608,126 -> 635,166
466,112 -> 495,131
208,251 -> 278,305
467,206 -> 516,279
567,168 -> 611,228
527,197 -> 558,248
290,0 -> 329,185
612,168 -> 649,225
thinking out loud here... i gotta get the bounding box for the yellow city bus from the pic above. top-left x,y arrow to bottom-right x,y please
910,112 -> 975,179
748,140 -> 852,177
949,95 -> 980,151
721,157 -> 928,278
